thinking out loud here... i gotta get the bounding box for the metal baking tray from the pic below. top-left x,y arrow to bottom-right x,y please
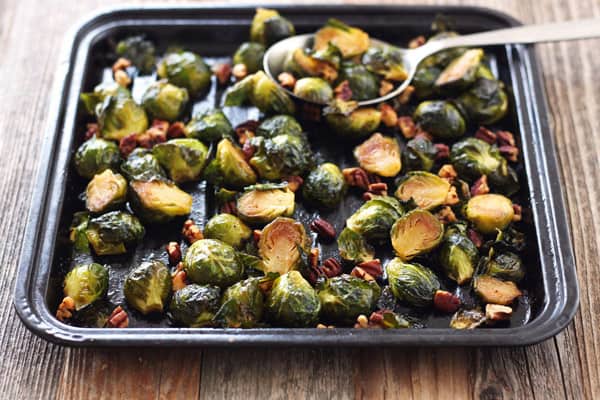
14,4 -> 579,346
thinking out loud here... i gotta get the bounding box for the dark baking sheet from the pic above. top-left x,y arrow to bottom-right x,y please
14,4 -> 578,346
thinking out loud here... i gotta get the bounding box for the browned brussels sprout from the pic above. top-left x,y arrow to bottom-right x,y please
402,136 -> 437,172
124,260 -> 171,315
141,80 -> 189,121
152,138 -> 209,183
479,251 -> 524,283
346,195 -> 404,242
185,109 -> 234,143
203,213 -> 252,249
63,263 -> 109,310
266,271 -> 321,327
249,133 -> 313,180
413,100 -> 466,139
293,77 -> 334,104
337,227 -> 375,263
439,225 -> 479,284
256,115 -> 303,138
250,8 -> 295,46
465,194 -> 514,234
284,48 -> 339,83
314,19 -> 369,58
203,139 -> 257,189
354,133 -> 401,177
85,211 -> 145,256
412,65 -> 442,99
394,171 -> 451,210
237,183 -> 295,224
434,48 -> 484,93
129,180 -> 193,223
85,169 -> 127,213
97,87 -> 149,141
474,275 -> 522,305
385,258 -> 440,307
324,100 -> 381,140
233,42 -> 266,73
74,137 -> 121,179
390,209 -> 444,260
318,274 -> 381,325
157,51 -> 211,96
169,284 -> 221,327
214,277 -> 264,328
361,45 -> 408,82
224,71 -> 295,115
183,239 -> 244,288
456,69 -> 508,125
258,217 -> 309,275
337,62 -> 380,101
69,212 -> 91,253
302,163 -> 346,209
450,308 -> 486,329
115,35 -> 156,74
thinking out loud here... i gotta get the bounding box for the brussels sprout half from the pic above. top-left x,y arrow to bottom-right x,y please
97,88 -> 149,141
256,115 -> 303,138
258,217 -> 309,275
361,45 -> 408,82
63,263 -> 109,310
85,211 -> 145,256
69,212 -> 91,253
473,275 -> 522,305
157,51 -> 211,96
302,163 -> 346,209
439,230 -> 479,284
266,271 -> 321,327
346,195 -> 404,242
456,73 -> 508,125
214,278 -> 264,328
337,62 -> 380,101
120,148 -> 167,182
115,35 -> 156,74
249,133 -> 313,180
325,102 -> 381,140
237,183 -> 295,225
250,8 -> 295,46
141,80 -> 189,121
465,194 -> 514,234
184,239 -> 244,288
314,18 -> 370,58
293,77 -> 334,104
233,42 -> 266,73
74,137 -> 121,179
224,71 -> 295,115
124,260 -> 172,315
203,213 -> 252,249
284,48 -> 339,83
390,209 -> 444,260
479,250 -> 524,283
85,169 -> 127,214
80,82 -> 121,115
395,171 -> 451,210
129,180 -> 193,224
402,136 -> 437,172
318,274 -> 381,325
354,133 -> 401,177
152,138 -> 209,183
413,100 -> 466,140
185,109 -> 234,143
203,139 -> 257,189
337,227 -> 375,263
385,258 -> 440,307
434,48 -> 484,93
412,65 -> 442,99
169,284 -> 221,327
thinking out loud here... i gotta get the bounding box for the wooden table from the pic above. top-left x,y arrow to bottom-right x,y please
1,0 -> 598,398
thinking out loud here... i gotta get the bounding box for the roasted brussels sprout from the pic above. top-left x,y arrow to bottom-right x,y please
450,308 -> 486,329
152,138 -> 208,183
63,263 -> 109,310
237,183 -> 295,224
203,139 -> 257,189
185,109 -> 234,143
266,271 -> 321,327
124,260 -> 171,315
337,62 -> 380,101
474,275 -> 521,305
402,136 -> 437,172
80,82 -> 121,115
250,8 -> 295,46
258,217 -> 309,275
354,133 -> 401,177
346,195 -> 404,241
97,88 -> 149,141
361,45 -> 408,82
249,133 -> 313,180
184,239 -> 244,287
434,48 -> 483,92
456,73 -> 508,125
71,300 -> 115,328
74,137 -> 121,179
157,51 -> 211,96
69,212 -> 90,253
256,115 -> 303,138
120,148 -> 166,181
465,194 -> 514,234
85,169 -> 127,213
85,211 -> 144,255
385,258 -> 440,307
115,35 -> 156,74
224,71 -> 295,115
413,100 -> 466,139
412,65 -> 442,99
203,213 -> 252,249
324,101 -> 381,140
169,284 -> 221,327
214,277 -> 264,328
233,42 -> 266,73
318,274 -> 381,324
314,18 -> 369,58
390,209 -> 444,260
293,77 -> 334,104
141,80 -> 189,121
479,251 -> 524,283
394,171 -> 451,210
129,180 -> 192,223
337,227 -> 375,263
284,48 -> 339,83
302,163 -> 346,209
439,228 -> 479,284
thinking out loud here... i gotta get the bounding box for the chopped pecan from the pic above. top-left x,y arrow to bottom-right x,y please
182,219 -> 203,244
334,80 -> 353,101
408,35 -> 426,49
137,127 -> 167,148
485,304 -> 513,321
365,182 -> 388,197
512,204 -> 522,222
167,121 -> 186,138
433,290 -> 461,313
212,62 -> 232,85
444,186 -> 460,205
398,116 -> 416,139
277,72 -> 296,89
499,145 -> 519,162
474,126 -> 497,144
316,323 -> 334,329
310,218 -> 336,241
356,259 -> 383,278
241,141 -> 256,161
84,123 -> 99,140
496,130 -> 516,147
112,57 -> 132,72
106,305 -> 129,328
252,229 -> 262,245
166,242 -> 182,265
56,296 -> 75,322
434,143 -> 450,160
119,133 -> 138,157
470,175 -> 490,197
398,85 -> 415,105
114,69 -> 131,87
354,314 -> 369,328
172,268 -> 188,292
309,247 -> 320,268
468,228 -> 484,248
151,119 -> 170,134
235,120 -> 259,145
342,167 -> 370,190
320,257 -> 343,278
436,206 -> 458,224
438,164 -> 458,180
232,63 -> 248,80
380,103 -> 398,127
368,310 -> 385,326
351,266 -> 375,281
284,175 -> 303,192
220,200 -> 237,215
379,80 -> 394,97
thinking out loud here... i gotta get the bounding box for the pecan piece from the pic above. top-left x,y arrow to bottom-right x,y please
512,204 -> 522,222
212,62 -> 232,85
354,314 -> 369,328
356,259 -> 383,278
499,145 -> 519,162
474,126 -> 497,144
334,80 -> 353,101
56,296 -> 75,322
485,304 -> 513,321
112,57 -> 132,72
182,219 -> 203,244
434,143 -> 450,160
320,258 -> 342,278
166,242 -> 182,265
232,63 -> 248,80
137,127 -> 167,148
470,175 -> 490,197
398,116 -> 416,139
398,85 -> 415,105
172,266 -> 188,292
119,133 -> 138,157
438,164 -> 457,180
380,103 -> 398,127
167,121 -> 186,138
444,186 -> 460,206
408,35 -> 426,49
351,266 -> 375,281
436,206 -> 457,224
241,141 -> 256,161
151,119 -> 170,134
84,123 -> 99,140
433,290 -> 461,313
284,175 -> 303,192
366,182 -> 388,197
277,72 -> 296,89
316,323 -> 335,329
379,80 -> 394,97
106,305 -> 129,328
310,218 -> 336,241
468,228 -> 484,248
114,69 -> 131,87
496,130 -> 516,147
342,167 -> 370,190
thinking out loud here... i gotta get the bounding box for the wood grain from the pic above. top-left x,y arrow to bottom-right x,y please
0,0 -> 598,399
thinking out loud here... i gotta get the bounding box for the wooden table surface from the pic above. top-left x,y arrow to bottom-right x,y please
1,0 -> 598,398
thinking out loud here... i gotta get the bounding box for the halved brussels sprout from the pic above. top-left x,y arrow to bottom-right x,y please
456,74 -> 508,125
185,109 -> 234,143
324,102 -> 381,140
80,82 -> 121,115
169,284 -> 221,327
85,211 -> 144,256
224,71 -> 295,115
314,18 -> 369,58
157,51 -> 211,96
249,133 -> 313,180
385,258 -> 440,307
337,227 -> 375,263
97,88 -> 149,141
250,8 -> 295,46
115,35 -> 156,74
302,163 -> 346,209
338,62 -> 380,100
141,80 -> 189,121
412,65 -> 442,99
152,138 -> 208,183
361,45 -> 408,82
479,251 -> 524,283
353,133 -> 401,177
318,274 -> 381,325
439,229 -> 479,284
258,217 -> 309,275
69,212 -> 90,253
450,308 -> 486,329
63,263 -> 109,310
124,260 -> 171,315
284,48 -> 339,83
233,42 -> 266,73
129,180 -> 192,223
434,48 -> 484,92
293,77 -> 333,104
394,171 -> 451,210
203,139 -> 257,189
203,213 -> 252,249
74,137 -> 121,179
413,100 -> 465,139
390,209 -> 444,260
474,275 -> 522,305
236,183 -> 295,224
465,194 -> 514,234
86,169 -> 127,213
402,136 -> 437,172
120,148 -> 166,182
71,300 -> 115,328
214,277 -> 264,328
346,195 -> 404,242
266,271 -> 321,327
184,239 -> 244,287
256,115 -> 303,138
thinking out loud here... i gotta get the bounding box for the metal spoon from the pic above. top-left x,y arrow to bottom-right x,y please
263,18 -> 600,106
